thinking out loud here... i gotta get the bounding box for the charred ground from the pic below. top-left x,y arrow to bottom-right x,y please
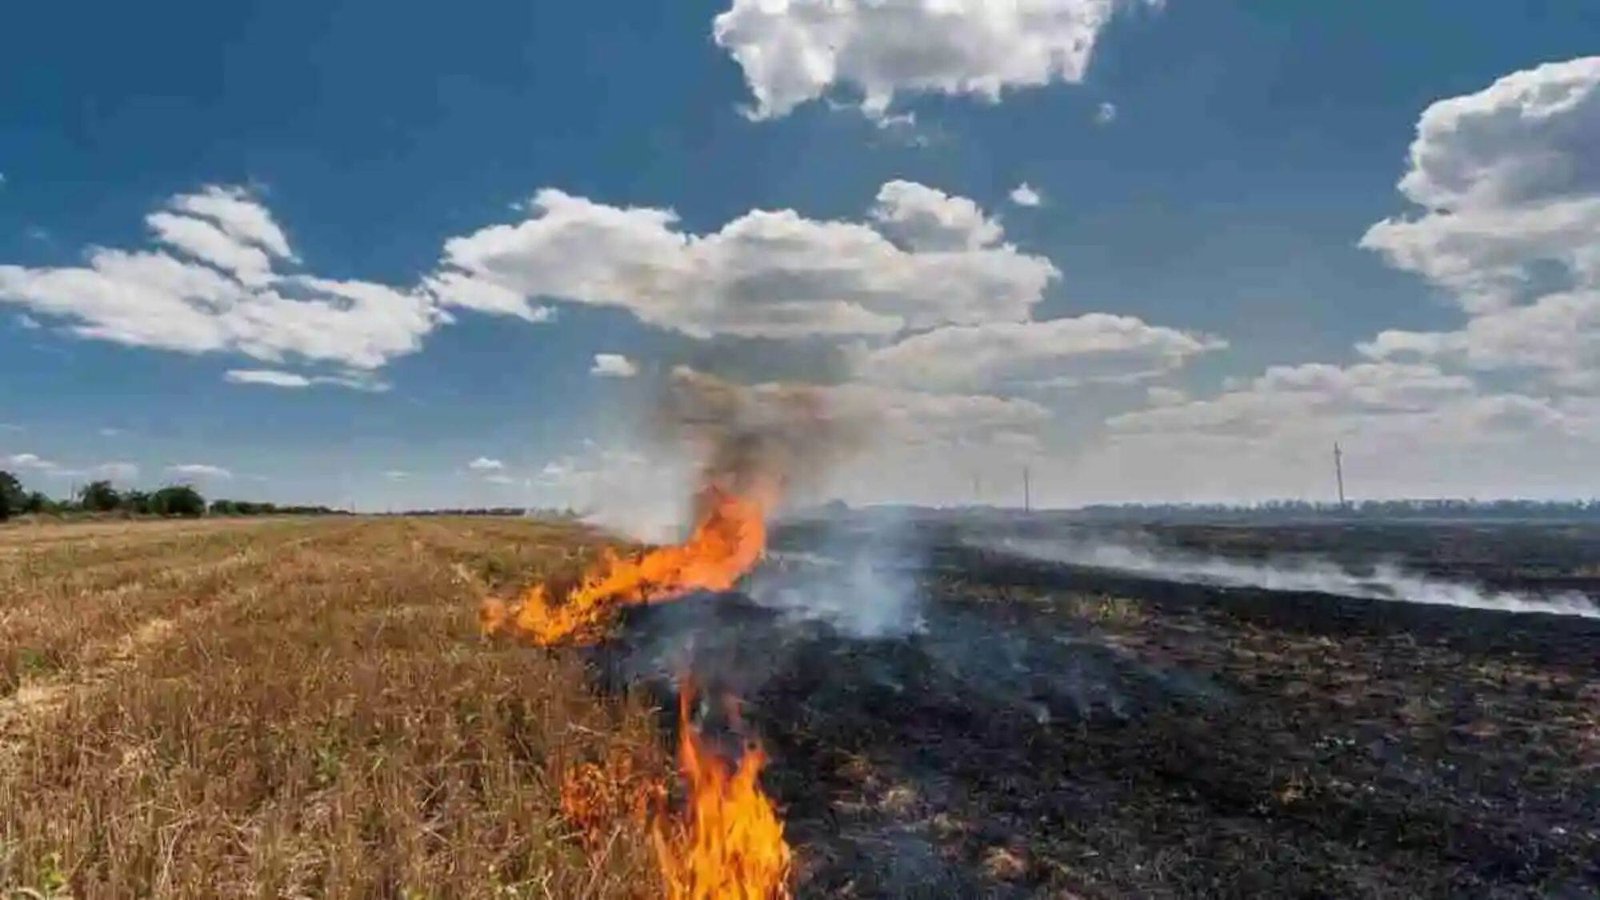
597,517 -> 1600,898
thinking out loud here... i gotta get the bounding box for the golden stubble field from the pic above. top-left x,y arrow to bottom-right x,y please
0,516 -> 669,899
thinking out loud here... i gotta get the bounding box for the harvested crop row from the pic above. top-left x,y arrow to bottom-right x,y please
0,518 -> 667,900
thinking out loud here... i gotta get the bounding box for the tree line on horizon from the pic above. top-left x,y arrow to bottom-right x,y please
11,467 -> 1600,524
381,507 -> 582,518
1071,497 -> 1600,521
0,470 -> 344,521
819,497 -> 1600,522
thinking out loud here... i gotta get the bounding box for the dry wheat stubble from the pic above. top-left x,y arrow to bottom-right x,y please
1,517 -> 667,899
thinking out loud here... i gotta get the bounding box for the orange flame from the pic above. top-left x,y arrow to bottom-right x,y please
652,683 -> 793,900
482,464 -> 793,897
560,749 -> 666,850
483,481 -> 775,646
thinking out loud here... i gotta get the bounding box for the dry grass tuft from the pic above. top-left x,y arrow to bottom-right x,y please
1062,595 -> 1149,628
0,517 -> 668,899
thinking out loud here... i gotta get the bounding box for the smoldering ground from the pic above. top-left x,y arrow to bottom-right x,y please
568,514 -> 1600,897
984,529 -> 1600,619
591,606 -> 1215,895
582,544 -> 1223,897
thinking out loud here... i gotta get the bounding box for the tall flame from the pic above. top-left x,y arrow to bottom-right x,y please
498,484 -> 796,899
652,683 -> 793,900
479,367 -> 834,897
483,478 -> 796,898
481,480 -> 775,647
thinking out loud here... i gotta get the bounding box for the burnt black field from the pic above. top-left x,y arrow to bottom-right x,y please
595,515 -> 1600,898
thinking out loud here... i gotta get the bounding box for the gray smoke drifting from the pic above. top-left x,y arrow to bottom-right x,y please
574,366 -> 867,542
658,366 -> 868,504
747,551 -> 925,639
751,512 -> 927,639
630,368 -> 931,639
994,535 -> 1600,619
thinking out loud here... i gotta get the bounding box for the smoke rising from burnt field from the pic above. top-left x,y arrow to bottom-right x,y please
989,533 -> 1600,619
510,366 -> 1600,896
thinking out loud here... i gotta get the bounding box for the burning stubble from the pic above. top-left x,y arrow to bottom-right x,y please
482,368 -> 864,646
652,680 -> 793,900
481,367 -> 868,899
482,486 -> 774,646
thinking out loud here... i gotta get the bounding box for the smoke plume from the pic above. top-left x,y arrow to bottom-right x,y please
658,366 -> 866,510
996,535 -> 1600,619
659,368 -> 935,638
753,514 -> 927,639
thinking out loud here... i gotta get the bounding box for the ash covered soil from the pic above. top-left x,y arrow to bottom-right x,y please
597,517 -> 1600,899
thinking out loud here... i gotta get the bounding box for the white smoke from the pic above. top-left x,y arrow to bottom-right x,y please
996,535 -> 1600,619
750,511 -> 927,638
749,551 -> 926,638
557,366 -> 867,544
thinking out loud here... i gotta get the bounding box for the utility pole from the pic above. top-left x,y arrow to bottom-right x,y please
972,472 -> 982,505
1023,465 -> 1031,513
1333,442 -> 1347,509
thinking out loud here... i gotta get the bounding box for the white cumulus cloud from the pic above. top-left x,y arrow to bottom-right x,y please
1361,56 -> 1600,313
0,186 -> 442,373
145,210 -> 277,286
427,181 -> 1057,340
167,463 -> 232,480
712,0 -> 1158,119
860,315 -> 1226,391
820,380 -> 1050,445
468,457 -> 505,471
224,367 -> 390,392
171,185 -> 294,260
226,369 -> 313,388
870,180 -> 1003,250
1110,362 -> 1478,438
590,353 -> 639,378
2,454 -> 139,482
3,452 -> 57,471
1067,361 -> 1600,502
1360,290 -> 1600,388
1009,183 -> 1044,207
1074,59 -> 1600,503
94,462 -> 140,481
1358,56 -> 1600,392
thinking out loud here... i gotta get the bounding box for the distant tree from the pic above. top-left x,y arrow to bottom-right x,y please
122,490 -> 152,515
79,480 -> 122,513
150,485 -> 206,518
0,470 -> 18,521
21,491 -> 51,515
195,498 -> 342,518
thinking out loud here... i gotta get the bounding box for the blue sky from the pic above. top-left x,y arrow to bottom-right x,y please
3,1 -> 1600,511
